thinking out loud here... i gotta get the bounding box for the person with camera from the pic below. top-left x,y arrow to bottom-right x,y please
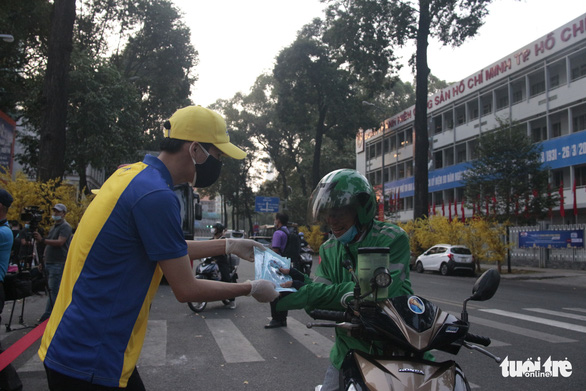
0,188 -> 24,391
34,203 -> 72,323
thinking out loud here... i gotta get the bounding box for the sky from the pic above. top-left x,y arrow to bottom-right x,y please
173,0 -> 586,108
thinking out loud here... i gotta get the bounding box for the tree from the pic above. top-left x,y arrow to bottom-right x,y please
273,21 -> 368,190
323,0 -> 496,219
0,0 -> 51,117
37,0 -> 76,181
462,119 -> 557,224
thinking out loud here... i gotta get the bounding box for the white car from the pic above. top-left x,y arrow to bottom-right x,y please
415,244 -> 475,276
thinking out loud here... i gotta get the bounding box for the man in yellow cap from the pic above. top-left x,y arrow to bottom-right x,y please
38,106 -> 278,390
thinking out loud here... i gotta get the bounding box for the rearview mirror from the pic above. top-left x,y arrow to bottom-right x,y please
469,269 -> 500,302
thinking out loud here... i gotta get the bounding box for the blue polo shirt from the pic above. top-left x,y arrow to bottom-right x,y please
39,155 -> 187,387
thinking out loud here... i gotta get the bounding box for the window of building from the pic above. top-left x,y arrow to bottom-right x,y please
444,111 -> 454,130
495,85 -> 509,111
572,104 -> 586,132
575,164 -> 586,187
434,150 -> 443,169
390,134 -> 397,151
480,93 -> 492,116
570,48 -> 586,81
549,110 -> 567,138
511,78 -> 525,104
375,140 -> 382,157
390,163 -> 397,181
383,137 -> 390,154
444,147 -> 454,167
552,167 -> 570,189
455,104 -> 466,125
467,99 -> 479,121
398,131 -> 406,148
433,115 -> 443,134
547,58 -> 566,88
405,159 -> 413,177
405,129 -> 413,145
398,162 -> 405,179
530,118 -> 547,142
456,143 -> 467,163
529,69 -> 546,97
468,139 -> 479,160
383,167 -> 390,183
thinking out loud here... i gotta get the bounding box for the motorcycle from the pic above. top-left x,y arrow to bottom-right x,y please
187,255 -> 239,313
298,245 -> 313,276
308,260 -> 502,391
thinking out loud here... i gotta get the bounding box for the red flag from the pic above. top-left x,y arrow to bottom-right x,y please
461,198 -> 465,223
442,200 -> 445,216
485,197 -> 489,215
573,179 -> 577,216
453,199 -> 458,218
559,182 -> 566,217
432,201 -> 436,215
448,200 -> 452,221
492,194 -> 497,216
547,183 -> 553,219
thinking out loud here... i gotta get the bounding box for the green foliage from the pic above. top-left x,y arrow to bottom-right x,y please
298,225 -> 327,253
462,118 -> 556,224
398,215 -> 510,271
1,170 -> 93,231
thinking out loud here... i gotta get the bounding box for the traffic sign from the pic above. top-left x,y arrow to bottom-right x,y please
255,196 -> 280,213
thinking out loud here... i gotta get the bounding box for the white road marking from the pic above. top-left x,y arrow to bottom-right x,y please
525,308 -> 586,322
479,309 -> 586,334
469,316 -> 577,343
205,318 -> 264,363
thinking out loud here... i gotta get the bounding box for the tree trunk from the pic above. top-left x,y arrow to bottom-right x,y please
38,0 -> 76,181
311,107 -> 328,189
413,0 -> 431,220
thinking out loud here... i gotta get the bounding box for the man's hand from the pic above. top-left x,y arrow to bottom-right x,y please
247,280 -> 279,302
33,232 -> 43,242
225,239 -> 265,262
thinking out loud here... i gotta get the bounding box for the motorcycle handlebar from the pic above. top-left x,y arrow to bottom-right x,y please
465,333 -> 491,347
309,309 -> 347,322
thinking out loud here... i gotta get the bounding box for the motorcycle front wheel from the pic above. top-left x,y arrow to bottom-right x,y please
188,301 -> 207,312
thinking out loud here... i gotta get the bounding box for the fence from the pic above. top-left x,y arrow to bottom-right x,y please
508,224 -> 586,270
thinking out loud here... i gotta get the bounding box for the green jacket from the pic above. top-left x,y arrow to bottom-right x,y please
277,220 -> 413,368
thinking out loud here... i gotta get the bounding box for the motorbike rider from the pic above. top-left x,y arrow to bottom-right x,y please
210,222 -> 236,308
276,169 -> 413,391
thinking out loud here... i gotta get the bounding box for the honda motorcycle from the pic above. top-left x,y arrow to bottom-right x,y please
308,261 -> 502,391
187,255 -> 239,313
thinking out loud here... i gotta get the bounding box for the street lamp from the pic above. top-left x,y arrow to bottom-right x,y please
0,34 -> 14,43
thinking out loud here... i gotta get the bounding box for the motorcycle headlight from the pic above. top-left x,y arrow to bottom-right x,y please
373,267 -> 392,288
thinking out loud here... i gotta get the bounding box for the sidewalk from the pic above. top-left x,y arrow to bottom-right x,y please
480,263 -> 586,287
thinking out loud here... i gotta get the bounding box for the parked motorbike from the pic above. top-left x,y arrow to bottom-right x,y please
187,255 -> 239,313
299,245 -> 313,276
308,260 -> 502,391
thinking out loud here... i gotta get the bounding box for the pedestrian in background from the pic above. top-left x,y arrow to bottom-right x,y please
265,212 -> 290,329
34,203 -> 72,322
0,188 -> 23,391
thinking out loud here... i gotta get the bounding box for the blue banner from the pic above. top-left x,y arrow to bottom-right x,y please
518,230 -> 584,248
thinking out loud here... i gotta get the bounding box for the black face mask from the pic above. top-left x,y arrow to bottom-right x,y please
193,154 -> 222,188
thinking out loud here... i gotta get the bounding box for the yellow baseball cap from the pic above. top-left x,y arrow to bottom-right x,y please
165,106 -> 246,160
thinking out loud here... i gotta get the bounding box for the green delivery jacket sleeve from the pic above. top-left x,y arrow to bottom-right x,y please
277,220 -> 413,313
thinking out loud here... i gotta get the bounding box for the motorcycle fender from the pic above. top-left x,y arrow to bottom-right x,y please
352,352 -> 467,391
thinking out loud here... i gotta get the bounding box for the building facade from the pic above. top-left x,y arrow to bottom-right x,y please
356,13 -> 586,224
